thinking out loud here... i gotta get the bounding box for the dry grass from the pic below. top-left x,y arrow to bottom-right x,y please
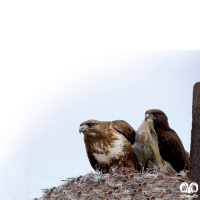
35,167 -> 191,200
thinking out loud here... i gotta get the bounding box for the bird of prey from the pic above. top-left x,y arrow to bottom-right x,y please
145,109 -> 190,172
79,119 -> 138,173
132,118 -> 174,174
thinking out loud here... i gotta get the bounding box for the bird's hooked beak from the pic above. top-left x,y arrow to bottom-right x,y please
79,126 -> 83,134
145,114 -> 156,121
79,125 -> 87,134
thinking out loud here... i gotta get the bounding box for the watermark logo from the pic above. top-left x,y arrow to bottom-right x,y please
180,182 -> 198,199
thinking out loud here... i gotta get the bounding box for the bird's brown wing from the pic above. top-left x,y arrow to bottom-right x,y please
163,130 -> 190,171
111,120 -> 136,144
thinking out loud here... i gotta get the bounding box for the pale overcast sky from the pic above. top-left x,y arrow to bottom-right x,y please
0,51 -> 200,200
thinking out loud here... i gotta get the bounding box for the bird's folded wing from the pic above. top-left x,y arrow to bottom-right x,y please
164,131 -> 190,170
111,120 -> 136,144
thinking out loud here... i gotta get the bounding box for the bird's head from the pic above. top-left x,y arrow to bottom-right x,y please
79,120 -> 103,135
145,109 -> 169,128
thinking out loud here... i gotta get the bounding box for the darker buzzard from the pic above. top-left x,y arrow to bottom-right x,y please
79,120 -> 138,173
145,109 -> 190,172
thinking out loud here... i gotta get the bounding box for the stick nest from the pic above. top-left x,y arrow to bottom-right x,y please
35,167 -> 191,200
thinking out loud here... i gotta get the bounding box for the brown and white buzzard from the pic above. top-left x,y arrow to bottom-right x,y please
79,120 -> 138,173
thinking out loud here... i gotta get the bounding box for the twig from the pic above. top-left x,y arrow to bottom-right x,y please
165,162 -> 176,174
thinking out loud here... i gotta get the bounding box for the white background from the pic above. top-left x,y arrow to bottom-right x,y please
0,1 -> 200,199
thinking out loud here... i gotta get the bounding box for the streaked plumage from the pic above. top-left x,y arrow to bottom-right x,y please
79,119 -> 138,173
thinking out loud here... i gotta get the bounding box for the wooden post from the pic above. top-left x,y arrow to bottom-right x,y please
189,82 -> 200,198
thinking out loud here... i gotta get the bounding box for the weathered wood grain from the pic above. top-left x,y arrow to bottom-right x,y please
189,82 -> 200,198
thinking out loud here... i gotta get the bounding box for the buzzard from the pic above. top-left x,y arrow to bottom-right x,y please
132,118 -> 174,174
79,120 -> 138,173
145,109 -> 190,172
